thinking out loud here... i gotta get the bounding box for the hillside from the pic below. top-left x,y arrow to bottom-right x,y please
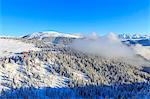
0,33 -> 150,98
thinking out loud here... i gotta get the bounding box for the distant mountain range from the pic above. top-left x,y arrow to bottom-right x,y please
22,31 -> 150,46
22,31 -> 150,40
118,34 -> 150,46
118,34 -> 150,40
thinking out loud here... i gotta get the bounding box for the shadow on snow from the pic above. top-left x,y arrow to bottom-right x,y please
0,82 -> 150,98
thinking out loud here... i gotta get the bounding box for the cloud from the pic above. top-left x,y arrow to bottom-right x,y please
133,44 -> 150,60
70,33 -> 150,66
70,32 -> 135,59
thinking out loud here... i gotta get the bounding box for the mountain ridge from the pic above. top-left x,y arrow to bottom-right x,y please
22,31 -> 82,40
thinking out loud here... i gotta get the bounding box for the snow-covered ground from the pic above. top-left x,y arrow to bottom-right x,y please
0,39 -> 39,57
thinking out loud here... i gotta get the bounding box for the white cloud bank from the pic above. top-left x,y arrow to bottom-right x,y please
133,44 -> 150,60
70,32 -> 135,59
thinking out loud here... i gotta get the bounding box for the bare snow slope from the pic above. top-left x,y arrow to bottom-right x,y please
0,38 -> 39,57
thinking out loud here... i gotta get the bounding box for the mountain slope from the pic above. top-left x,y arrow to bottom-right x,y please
22,31 -> 82,40
0,33 -> 150,98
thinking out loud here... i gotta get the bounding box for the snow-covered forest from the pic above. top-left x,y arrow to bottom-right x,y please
0,33 -> 150,98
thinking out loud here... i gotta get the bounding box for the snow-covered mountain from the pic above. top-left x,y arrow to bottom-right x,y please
0,37 -> 150,98
118,34 -> 150,40
0,33 -> 150,98
118,34 -> 150,46
22,31 -> 82,40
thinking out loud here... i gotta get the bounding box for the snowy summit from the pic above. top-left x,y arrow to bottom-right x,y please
23,31 -> 82,40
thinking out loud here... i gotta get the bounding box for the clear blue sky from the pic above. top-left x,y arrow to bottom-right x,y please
0,0 -> 150,36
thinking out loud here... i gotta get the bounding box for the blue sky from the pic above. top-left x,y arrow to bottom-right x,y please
0,0 -> 150,36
